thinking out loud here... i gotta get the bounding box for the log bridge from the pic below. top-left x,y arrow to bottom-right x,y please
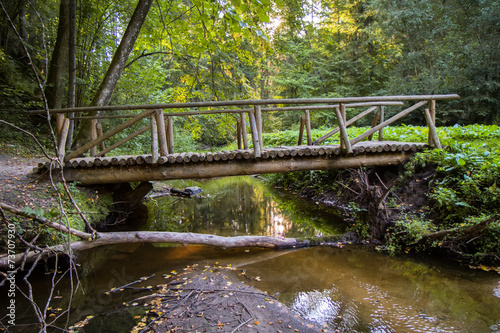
32,94 -> 459,184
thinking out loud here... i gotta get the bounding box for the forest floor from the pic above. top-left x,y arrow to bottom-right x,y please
0,154 -> 57,211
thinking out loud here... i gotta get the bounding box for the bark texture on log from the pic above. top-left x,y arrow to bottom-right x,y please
0,231 -> 309,270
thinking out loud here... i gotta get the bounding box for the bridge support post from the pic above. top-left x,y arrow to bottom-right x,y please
96,122 -> 105,152
336,104 -> 353,153
90,119 -> 97,156
305,110 -> 312,145
298,114 -> 306,145
378,106 -> 385,141
248,110 -> 261,158
237,118 -> 242,149
166,116 -> 174,154
240,113 -> 248,149
150,113 -> 159,164
57,118 -> 70,162
254,105 -> 263,151
424,104 -> 442,149
155,109 -> 168,156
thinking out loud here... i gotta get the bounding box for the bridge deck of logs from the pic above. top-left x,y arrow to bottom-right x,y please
31,94 -> 459,184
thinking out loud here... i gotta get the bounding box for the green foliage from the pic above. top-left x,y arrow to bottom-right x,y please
392,140 -> 500,264
385,212 -> 436,254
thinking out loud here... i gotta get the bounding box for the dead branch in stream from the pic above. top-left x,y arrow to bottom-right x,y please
0,231 -> 353,270
421,217 -> 497,242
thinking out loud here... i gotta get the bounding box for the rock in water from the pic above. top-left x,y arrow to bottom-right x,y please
184,186 -> 203,196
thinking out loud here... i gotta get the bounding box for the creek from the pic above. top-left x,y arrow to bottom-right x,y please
2,176 -> 499,332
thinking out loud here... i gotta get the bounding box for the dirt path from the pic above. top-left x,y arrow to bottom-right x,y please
0,154 -> 55,210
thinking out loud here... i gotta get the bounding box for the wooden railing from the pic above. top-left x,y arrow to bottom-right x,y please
30,94 -> 460,163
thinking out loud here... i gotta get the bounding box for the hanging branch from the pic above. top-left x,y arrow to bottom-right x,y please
0,203 -> 92,240
125,50 -> 173,68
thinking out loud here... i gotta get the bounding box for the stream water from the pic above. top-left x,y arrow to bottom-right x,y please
2,176 -> 500,332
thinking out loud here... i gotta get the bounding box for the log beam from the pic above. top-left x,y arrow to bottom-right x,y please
59,151 -> 414,184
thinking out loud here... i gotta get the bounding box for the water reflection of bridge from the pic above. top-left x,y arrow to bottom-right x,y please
32,94 -> 459,184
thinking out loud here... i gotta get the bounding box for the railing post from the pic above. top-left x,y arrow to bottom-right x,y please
57,118 -> 70,162
427,100 -> 440,147
90,118 -> 97,157
336,104 -> 353,153
236,117 -> 242,149
378,105 -> 385,141
56,113 -> 65,142
165,115 -> 174,154
424,101 -> 442,149
298,114 -> 306,145
150,113 -> 159,164
368,110 -> 380,141
254,105 -> 263,151
240,112 -> 248,149
248,110 -> 261,158
305,109 -> 312,145
155,109 -> 168,156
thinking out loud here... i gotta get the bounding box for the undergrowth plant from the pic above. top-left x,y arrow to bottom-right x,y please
387,142 -> 500,265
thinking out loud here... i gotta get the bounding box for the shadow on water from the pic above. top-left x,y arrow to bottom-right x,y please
1,176 -> 499,332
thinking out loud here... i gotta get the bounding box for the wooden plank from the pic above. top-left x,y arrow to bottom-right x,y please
65,109 -> 154,161
96,125 -> 151,157
305,110 -> 312,146
155,109 -> 168,157
335,104 -> 353,154
351,100 -> 428,145
150,114 -> 159,165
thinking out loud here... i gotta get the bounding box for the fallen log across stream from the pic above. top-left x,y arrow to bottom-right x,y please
0,231 -> 350,270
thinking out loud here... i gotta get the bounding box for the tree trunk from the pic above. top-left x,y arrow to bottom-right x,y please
45,0 -> 70,135
66,0 -> 76,149
72,0 -> 154,150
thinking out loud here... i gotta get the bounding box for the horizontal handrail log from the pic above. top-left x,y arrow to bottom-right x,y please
29,94 -> 459,114
65,102 -> 407,120
69,114 -> 138,120
259,101 -> 404,112
350,100 -> 428,145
